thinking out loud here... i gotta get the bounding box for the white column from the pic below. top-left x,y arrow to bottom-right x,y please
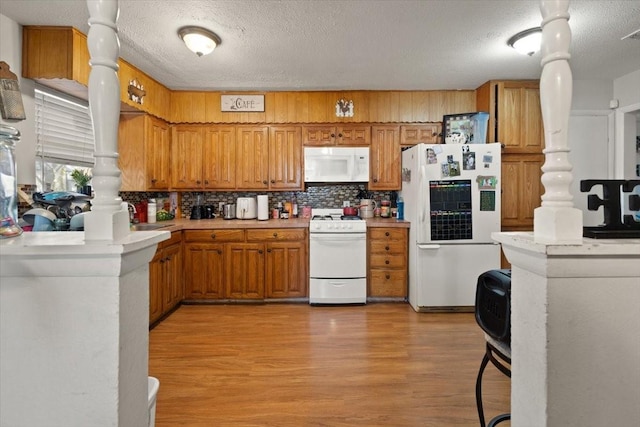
83,0 -> 130,242
534,0 -> 583,244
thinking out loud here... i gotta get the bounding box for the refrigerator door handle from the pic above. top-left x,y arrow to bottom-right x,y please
419,165 -> 427,224
417,244 -> 441,249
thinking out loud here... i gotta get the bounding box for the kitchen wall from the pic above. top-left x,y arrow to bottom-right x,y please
121,185 -> 393,219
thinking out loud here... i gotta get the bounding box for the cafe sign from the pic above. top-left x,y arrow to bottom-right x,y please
221,95 -> 264,112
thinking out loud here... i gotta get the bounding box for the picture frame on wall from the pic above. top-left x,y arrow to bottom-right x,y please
442,112 -> 489,144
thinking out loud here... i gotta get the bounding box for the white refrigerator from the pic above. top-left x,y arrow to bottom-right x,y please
400,143 -> 502,311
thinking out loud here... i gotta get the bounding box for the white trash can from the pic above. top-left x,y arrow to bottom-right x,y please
148,376 -> 160,427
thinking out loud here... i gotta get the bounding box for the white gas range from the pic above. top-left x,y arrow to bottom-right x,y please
308,209 -> 367,305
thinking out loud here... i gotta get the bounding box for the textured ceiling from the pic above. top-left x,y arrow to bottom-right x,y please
1,0 -> 639,91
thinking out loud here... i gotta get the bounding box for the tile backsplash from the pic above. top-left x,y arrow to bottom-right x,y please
120,184 -> 394,219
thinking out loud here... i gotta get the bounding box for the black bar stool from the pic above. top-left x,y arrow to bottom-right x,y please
475,335 -> 511,427
474,269 -> 512,427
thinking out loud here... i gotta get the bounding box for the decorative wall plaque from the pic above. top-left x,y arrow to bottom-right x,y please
0,62 -> 26,121
221,95 -> 264,112
127,79 -> 146,105
335,98 -> 354,117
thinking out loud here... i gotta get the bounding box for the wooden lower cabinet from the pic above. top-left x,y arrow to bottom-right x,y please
247,229 -> 308,298
368,227 -> 408,298
149,232 -> 183,325
183,228 -> 308,300
226,243 -> 266,299
183,243 -> 226,299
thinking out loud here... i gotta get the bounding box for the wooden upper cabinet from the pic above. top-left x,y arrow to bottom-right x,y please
171,125 -> 205,189
203,126 -> 236,189
269,126 -> 303,190
146,116 -> 171,189
400,124 -> 442,146
22,26 -> 90,100
477,80 -> 544,154
118,114 -> 170,191
236,126 -> 270,189
370,125 -> 401,190
501,153 -> 544,229
302,125 -> 370,146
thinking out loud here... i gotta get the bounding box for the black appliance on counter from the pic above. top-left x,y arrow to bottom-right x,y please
475,269 -> 512,346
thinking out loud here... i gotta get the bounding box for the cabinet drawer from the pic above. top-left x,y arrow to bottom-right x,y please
159,231 -> 182,248
369,270 -> 407,297
369,228 -> 406,241
369,240 -> 406,254
246,228 -> 306,242
183,229 -> 245,242
370,253 -> 406,269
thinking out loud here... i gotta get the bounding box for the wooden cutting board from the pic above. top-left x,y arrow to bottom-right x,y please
0,61 -> 26,120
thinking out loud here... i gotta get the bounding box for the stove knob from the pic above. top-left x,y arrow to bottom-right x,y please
313,223 -> 321,230
346,223 -> 352,229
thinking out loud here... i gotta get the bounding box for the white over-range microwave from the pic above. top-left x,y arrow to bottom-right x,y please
304,147 -> 370,183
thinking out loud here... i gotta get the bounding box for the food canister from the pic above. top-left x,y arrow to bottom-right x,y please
380,200 -> 391,218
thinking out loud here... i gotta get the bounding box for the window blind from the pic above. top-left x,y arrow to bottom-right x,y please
35,87 -> 95,167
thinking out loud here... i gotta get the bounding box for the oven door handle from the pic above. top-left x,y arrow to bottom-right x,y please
310,234 -> 366,243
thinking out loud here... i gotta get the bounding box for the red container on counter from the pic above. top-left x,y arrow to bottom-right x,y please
135,201 -> 148,223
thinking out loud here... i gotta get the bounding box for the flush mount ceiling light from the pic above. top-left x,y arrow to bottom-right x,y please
508,27 -> 542,56
178,26 -> 221,57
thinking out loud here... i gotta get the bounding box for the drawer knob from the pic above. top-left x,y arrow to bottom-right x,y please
258,249 -> 264,254
267,248 -> 272,253
385,260 -> 390,265
217,249 -> 222,255
385,232 -> 390,236
385,274 -> 391,280
273,232 -> 278,237
263,180 -> 268,185
385,246 -> 390,251
211,233 -> 216,239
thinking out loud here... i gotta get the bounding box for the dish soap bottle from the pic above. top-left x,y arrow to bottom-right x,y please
397,195 -> 404,221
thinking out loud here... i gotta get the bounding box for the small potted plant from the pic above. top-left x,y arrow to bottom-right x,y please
71,169 -> 92,195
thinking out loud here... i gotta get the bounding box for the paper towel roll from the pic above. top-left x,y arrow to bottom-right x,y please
257,195 -> 269,220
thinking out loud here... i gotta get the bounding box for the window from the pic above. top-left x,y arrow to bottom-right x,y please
34,87 -> 95,192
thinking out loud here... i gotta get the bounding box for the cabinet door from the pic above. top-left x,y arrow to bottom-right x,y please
338,125 -> 371,146
146,116 -> 171,189
269,126 -> 303,190
265,241 -> 307,298
370,125 -> 401,190
400,124 -> 441,146
236,127 -> 269,190
118,114 -> 146,191
302,125 -> 335,146
203,126 -> 236,189
497,81 -> 544,153
501,154 -> 544,229
226,243 -> 265,299
183,243 -> 225,299
162,243 -> 183,312
171,125 -> 203,189
149,248 -> 164,324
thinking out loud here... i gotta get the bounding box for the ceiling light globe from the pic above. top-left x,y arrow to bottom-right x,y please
508,28 -> 542,56
178,27 -> 220,57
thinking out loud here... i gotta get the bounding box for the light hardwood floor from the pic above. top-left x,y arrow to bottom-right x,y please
149,303 -> 510,427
